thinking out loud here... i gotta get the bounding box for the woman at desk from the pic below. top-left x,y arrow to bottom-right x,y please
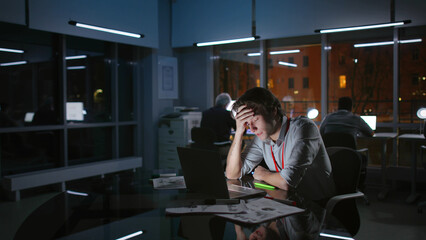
226,87 -> 335,201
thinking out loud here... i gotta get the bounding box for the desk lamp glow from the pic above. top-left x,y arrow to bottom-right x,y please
307,108 -> 319,120
417,107 -> 426,134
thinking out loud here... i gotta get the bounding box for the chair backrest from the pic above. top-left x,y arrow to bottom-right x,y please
322,132 -> 357,149
327,147 -> 361,194
326,146 -> 362,236
190,127 -> 217,150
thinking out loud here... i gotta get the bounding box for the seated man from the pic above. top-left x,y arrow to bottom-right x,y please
320,96 -> 374,192
201,92 -> 236,143
320,97 -> 374,138
201,93 -> 236,160
226,87 -> 335,201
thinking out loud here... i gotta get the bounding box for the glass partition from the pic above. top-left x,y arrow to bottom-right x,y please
328,29 -> 394,123
214,42 -> 260,99
66,36 -> 112,123
267,42 -> 321,120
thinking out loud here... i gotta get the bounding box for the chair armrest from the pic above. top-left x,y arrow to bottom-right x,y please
357,148 -> 369,154
326,191 -> 365,215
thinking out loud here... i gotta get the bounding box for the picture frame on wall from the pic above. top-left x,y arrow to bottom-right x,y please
158,56 -> 178,99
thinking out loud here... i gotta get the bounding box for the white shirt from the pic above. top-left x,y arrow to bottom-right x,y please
240,116 -> 336,200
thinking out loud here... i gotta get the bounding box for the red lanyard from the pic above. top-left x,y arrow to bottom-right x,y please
270,120 -> 290,172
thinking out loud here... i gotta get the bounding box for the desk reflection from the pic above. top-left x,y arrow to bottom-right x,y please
14,173 -> 343,240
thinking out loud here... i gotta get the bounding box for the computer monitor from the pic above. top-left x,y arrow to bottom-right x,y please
360,115 -> 376,131
24,112 -> 35,123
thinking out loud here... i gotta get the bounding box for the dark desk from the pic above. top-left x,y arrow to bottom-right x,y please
398,134 -> 425,203
370,133 -> 398,200
13,174 -> 349,240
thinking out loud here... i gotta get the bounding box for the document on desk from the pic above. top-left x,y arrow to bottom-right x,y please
216,198 -> 304,224
165,200 -> 247,214
153,176 -> 186,189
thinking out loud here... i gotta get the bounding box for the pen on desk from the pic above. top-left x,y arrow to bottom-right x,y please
264,196 -> 297,206
254,182 -> 275,190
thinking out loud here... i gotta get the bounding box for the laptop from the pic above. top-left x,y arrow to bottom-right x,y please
360,115 -> 377,130
176,147 -> 264,199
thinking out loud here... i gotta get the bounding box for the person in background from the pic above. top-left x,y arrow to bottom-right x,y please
226,87 -> 335,201
201,92 -> 236,143
320,96 -> 374,193
320,96 -> 374,138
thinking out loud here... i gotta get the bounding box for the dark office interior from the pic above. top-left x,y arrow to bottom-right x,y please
0,0 -> 426,239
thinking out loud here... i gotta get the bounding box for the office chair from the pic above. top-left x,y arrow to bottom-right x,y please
322,132 -> 370,205
418,145 -> 426,213
321,147 -> 365,237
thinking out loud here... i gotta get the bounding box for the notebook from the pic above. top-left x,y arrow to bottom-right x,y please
176,147 -> 264,199
360,115 -> 376,130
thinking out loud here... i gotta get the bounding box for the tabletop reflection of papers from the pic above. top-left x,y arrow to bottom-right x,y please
153,176 -> 186,189
216,198 -> 304,224
166,198 -> 304,224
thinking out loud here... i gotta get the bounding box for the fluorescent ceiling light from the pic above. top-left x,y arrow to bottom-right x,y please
400,38 -> 422,44
67,66 -> 86,70
65,55 -> 87,60
316,20 -> 410,34
0,47 -> 24,53
115,231 -> 144,240
270,49 -> 300,55
0,60 -> 27,66
69,21 -> 143,38
319,233 -> 354,240
195,36 -> 257,47
354,38 -> 422,48
247,52 -> 261,56
66,190 -> 89,197
278,61 -> 297,67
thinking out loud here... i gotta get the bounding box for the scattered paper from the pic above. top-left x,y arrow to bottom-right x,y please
216,198 -> 304,224
166,201 -> 247,214
153,176 -> 186,189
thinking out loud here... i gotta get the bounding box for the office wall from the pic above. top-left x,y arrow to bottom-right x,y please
28,0 -> 158,48
176,47 -> 213,111
396,0 -> 426,26
172,0 -> 426,47
0,0 -> 25,25
142,0 -> 176,170
172,0 -> 252,48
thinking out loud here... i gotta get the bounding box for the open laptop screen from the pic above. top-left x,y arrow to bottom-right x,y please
360,115 -> 376,131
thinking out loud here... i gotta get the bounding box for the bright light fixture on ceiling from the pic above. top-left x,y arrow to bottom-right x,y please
278,61 -> 297,67
354,38 -> 422,48
195,36 -> 258,47
69,21 -> 143,38
0,60 -> 27,66
270,49 -> 300,55
65,55 -> 87,60
315,20 -> 410,34
0,47 -> 24,53
247,52 -> 261,57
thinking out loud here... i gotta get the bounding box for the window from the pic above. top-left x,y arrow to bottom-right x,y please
288,78 -> 294,89
399,26 -> 426,124
268,43 -> 321,119
328,29 -> 394,123
0,23 -> 142,175
303,56 -> 309,67
303,77 -> 309,88
214,42 -> 260,99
